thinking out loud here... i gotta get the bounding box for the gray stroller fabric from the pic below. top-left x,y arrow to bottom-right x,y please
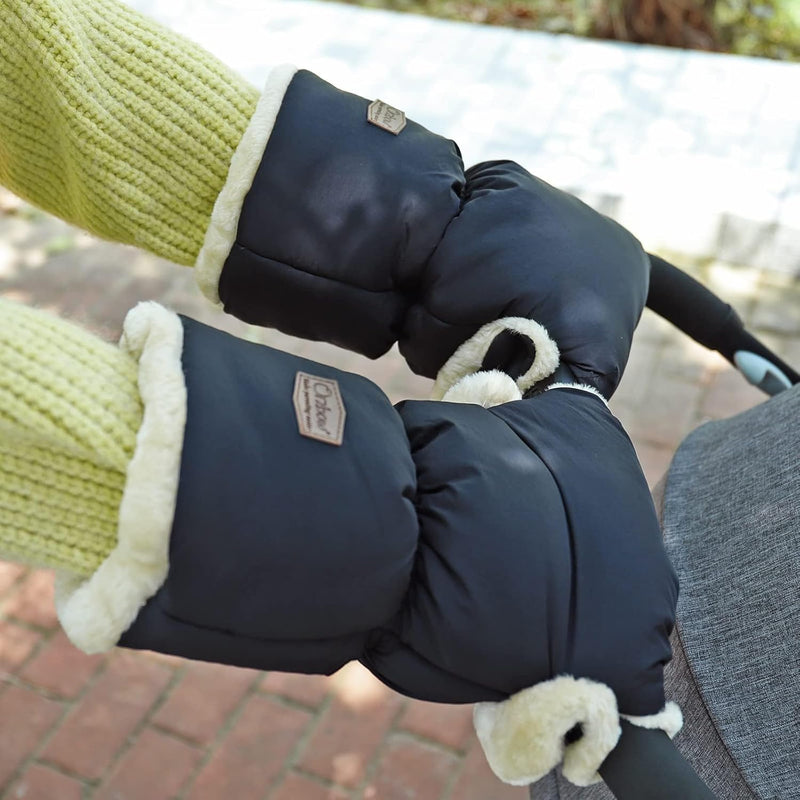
529,385 -> 800,799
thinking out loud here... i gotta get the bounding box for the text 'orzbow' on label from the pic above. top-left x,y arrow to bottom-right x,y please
293,372 -> 346,446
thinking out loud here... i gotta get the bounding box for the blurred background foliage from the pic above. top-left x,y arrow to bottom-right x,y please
327,0 -> 800,60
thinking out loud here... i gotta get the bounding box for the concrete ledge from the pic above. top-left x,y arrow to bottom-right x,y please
130,0 -> 799,274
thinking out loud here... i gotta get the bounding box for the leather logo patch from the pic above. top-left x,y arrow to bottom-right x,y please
293,372 -> 346,446
367,100 -> 407,135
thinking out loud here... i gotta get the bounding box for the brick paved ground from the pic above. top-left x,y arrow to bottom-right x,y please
1,188 -> 799,799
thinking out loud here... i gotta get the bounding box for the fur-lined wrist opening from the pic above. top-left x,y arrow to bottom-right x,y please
433,318 -> 559,402
195,64 -> 299,305
546,382 -> 609,406
474,675 -> 621,787
55,303 -> 187,654
474,677 -> 683,789
622,702 -> 683,738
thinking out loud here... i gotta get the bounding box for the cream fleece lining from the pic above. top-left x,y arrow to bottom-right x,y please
475,677 -> 684,788
474,676 -> 621,786
547,382 -> 609,405
441,369 -> 522,407
195,63 -> 299,305
623,702 -> 683,738
55,303 -> 187,654
433,317 -> 559,400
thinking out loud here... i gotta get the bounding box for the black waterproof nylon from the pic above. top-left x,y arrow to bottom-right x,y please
219,69 -> 464,358
491,390 -> 677,713
402,163 -> 650,396
218,70 -> 650,398
120,317 -> 419,675
120,319 -> 677,716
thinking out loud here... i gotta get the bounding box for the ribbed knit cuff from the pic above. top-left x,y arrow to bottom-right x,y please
0,0 -> 259,265
0,444 -> 126,575
0,298 -> 143,576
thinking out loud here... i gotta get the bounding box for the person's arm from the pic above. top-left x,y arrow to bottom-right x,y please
0,0 -> 258,265
1,0 -> 652,398
598,710 -> 717,799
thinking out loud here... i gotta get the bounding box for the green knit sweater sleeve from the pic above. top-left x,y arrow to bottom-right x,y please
0,298 -> 143,577
0,0 -> 260,265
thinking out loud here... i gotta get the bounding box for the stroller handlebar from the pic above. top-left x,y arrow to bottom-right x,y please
599,721 -> 719,800
646,254 -> 800,395
734,350 -> 794,395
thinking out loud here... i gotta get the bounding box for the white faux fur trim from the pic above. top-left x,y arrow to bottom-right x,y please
546,382 -> 609,406
622,702 -> 683,739
441,370 -> 522,407
195,63 -> 299,305
432,317 -> 559,400
474,675 -> 621,787
55,303 -> 187,654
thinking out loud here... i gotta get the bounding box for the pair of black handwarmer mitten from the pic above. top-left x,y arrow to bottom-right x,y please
11,68 -> 681,788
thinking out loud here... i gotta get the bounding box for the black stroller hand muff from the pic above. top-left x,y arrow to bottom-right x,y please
48,305 -> 678,789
